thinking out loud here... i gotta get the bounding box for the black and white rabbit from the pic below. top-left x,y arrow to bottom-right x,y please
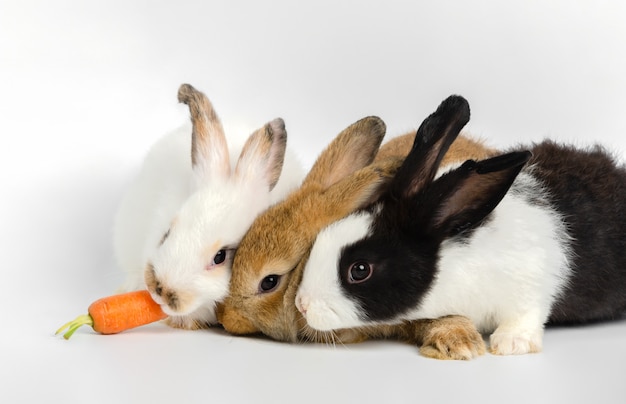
296,95 -> 626,355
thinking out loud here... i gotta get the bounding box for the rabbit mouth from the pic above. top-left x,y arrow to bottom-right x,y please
300,301 -> 345,332
145,263 -> 204,316
163,301 -> 219,326
147,284 -> 200,317
160,295 -> 203,317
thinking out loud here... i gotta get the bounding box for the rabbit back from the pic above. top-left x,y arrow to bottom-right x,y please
527,141 -> 626,323
113,125 -> 195,292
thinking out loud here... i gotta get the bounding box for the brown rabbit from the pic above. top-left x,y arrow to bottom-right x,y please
217,115 -> 495,360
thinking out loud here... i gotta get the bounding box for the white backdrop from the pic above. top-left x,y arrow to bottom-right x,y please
2,1 -> 626,403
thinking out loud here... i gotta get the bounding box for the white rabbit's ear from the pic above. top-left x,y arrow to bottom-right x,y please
234,118 -> 287,191
178,83 -> 231,183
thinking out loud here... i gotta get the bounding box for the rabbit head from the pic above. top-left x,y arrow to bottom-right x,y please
217,104 -> 496,343
296,95 -> 531,333
145,84 -> 292,329
217,116 -> 398,341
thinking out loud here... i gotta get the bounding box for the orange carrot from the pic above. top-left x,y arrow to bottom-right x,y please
56,290 -> 167,339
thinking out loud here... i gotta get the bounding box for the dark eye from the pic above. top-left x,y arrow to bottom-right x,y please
212,249 -> 226,265
259,274 -> 281,293
348,261 -> 372,284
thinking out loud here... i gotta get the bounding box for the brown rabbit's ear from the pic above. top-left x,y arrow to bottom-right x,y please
318,156 -> 403,219
178,83 -> 231,183
234,118 -> 287,191
303,116 -> 386,190
374,132 -> 416,162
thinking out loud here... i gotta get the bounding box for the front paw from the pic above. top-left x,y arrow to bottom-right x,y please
419,315 -> 486,360
489,329 -> 542,355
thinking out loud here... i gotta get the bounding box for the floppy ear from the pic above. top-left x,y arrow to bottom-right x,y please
392,95 -> 471,199
178,83 -> 231,184
303,116 -> 386,190
234,118 -> 287,191
417,151 -> 532,238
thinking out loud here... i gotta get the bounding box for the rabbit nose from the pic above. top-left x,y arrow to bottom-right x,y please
164,290 -> 180,311
296,295 -> 309,316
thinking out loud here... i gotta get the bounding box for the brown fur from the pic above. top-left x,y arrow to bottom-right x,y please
218,119 -> 495,359
304,117 -> 387,188
375,130 -> 495,163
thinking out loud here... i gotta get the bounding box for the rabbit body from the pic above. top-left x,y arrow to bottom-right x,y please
404,158 -> 571,354
420,142 -> 626,326
297,96 -> 626,355
218,110 -> 497,359
114,125 -> 194,293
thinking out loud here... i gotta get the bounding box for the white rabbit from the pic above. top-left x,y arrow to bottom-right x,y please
114,83 -> 303,329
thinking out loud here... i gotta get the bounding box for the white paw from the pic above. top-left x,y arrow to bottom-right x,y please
489,330 -> 542,355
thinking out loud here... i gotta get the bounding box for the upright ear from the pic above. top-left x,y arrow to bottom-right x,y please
234,118 -> 287,191
418,151 -> 532,238
393,95 -> 471,199
311,156 -> 404,229
178,83 -> 231,184
290,157 -> 402,238
303,116 -> 386,190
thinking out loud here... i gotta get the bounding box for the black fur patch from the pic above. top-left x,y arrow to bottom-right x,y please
335,151 -> 526,321
520,141 -> 626,323
339,231 -> 440,321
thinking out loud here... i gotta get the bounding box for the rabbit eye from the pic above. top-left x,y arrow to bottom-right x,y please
212,249 -> 226,265
348,261 -> 372,284
207,249 -> 233,270
259,274 -> 281,293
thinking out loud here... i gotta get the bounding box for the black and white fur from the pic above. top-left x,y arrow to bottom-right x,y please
296,95 -> 626,355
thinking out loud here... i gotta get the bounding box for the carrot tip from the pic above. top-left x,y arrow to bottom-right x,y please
55,314 -> 94,340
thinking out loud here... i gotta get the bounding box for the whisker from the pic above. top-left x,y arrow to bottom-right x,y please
296,317 -> 309,342
328,331 -> 337,349
295,316 -> 351,351
333,330 -> 346,349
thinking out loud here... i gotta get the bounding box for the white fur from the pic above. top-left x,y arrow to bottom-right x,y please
114,123 -> 303,326
296,212 -> 373,330
296,166 -> 573,355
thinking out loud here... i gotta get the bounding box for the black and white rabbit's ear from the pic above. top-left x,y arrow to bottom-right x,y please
419,151 -> 532,238
393,95 -> 471,199
178,83 -> 231,184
